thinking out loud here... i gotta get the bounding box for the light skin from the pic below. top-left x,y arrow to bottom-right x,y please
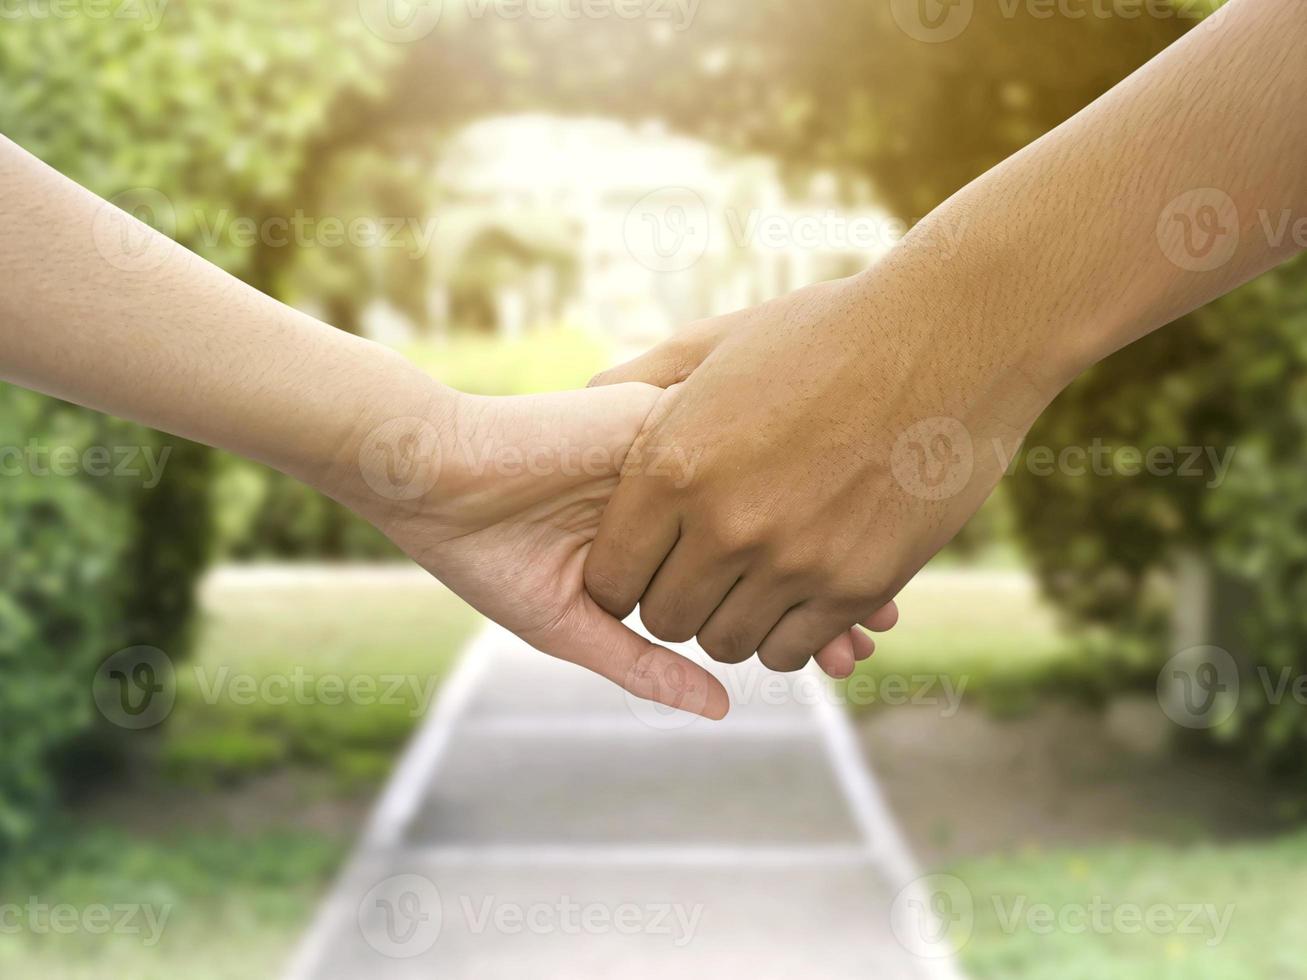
587,0 -> 1307,672
0,135 -> 896,723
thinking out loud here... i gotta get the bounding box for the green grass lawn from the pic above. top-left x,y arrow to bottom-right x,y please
0,570 -> 482,980
848,567 -> 1307,979
949,834 -> 1307,980
842,567 -> 1075,716
163,572 -> 482,788
0,829 -> 345,980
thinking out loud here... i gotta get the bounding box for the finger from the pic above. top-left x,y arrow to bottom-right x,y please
757,601 -> 852,674
588,313 -> 736,389
814,629 -> 857,679
851,627 -> 876,661
864,601 -> 899,632
584,478 -> 679,619
638,541 -> 745,643
537,593 -> 729,721
696,576 -> 795,666
589,341 -> 695,389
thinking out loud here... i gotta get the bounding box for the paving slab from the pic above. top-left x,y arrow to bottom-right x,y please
408,730 -> 865,845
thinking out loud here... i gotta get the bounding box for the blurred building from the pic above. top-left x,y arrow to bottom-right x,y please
364,115 -> 895,352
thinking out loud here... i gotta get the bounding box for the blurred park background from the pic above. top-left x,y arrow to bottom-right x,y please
4,0 -> 1307,977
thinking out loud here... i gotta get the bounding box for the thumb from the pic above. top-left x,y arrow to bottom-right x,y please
536,595 -> 730,721
588,312 -> 738,389
588,339 -> 696,389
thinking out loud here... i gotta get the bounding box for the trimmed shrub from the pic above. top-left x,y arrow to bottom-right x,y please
0,387 -> 211,855
1008,258 -> 1307,765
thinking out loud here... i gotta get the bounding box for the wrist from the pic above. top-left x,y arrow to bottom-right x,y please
889,201 -> 1096,407
299,337 -> 462,530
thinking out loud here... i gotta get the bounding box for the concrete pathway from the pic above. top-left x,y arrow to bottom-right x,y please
286,622 -> 964,979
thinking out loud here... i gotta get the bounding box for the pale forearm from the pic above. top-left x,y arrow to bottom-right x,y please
0,136 -> 449,494
0,138 -> 738,716
892,0 -> 1307,391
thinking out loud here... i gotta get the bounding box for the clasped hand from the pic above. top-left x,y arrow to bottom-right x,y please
333,359 -> 899,723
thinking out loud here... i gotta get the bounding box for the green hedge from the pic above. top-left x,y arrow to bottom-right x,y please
0,386 -> 211,855
1008,257 -> 1307,764
0,4 -> 400,853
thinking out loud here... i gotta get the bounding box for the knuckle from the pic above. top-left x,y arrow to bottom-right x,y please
668,345 -> 699,383
841,568 -> 896,607
699,625 -> 755,665
584,565 -> 635,617
705,515 -> 764,556
828,581 -> 874,609
758,645 -> 810,674
639,599 -> 694,644
769,548 -> 824,582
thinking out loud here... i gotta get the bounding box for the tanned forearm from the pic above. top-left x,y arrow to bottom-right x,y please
585,0 -> 1307,675
900,0 -> 1307,391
